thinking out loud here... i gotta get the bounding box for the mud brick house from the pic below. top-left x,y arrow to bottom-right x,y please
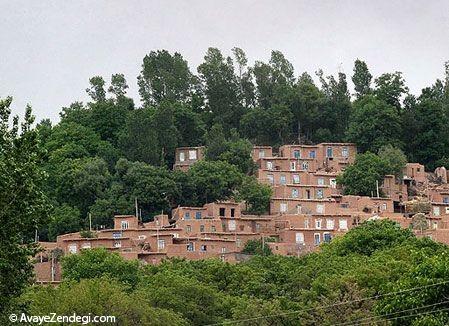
34,142 -> 449,283
173,146 -> 205,171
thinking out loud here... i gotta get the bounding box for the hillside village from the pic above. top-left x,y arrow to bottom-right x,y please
35,143 -> 449,283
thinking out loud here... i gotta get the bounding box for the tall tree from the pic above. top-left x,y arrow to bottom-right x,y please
317,70 -> 352,141
352,59 -> 372,99
138,50 -> 194,106
347,95 -> 403,152
0,98 -> 50,314
253,50 -> 295,109
85,76 -> 106,102
374,72 -> 408,111
290,72 -> 325,142
198,47 -> 243,130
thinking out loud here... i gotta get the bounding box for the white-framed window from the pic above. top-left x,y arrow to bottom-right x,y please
186,225 -> 192,232
121,221 -> 129,230
433,221 -> 438,230
330,179 -> 337,189
296,204 -> 302,214
280,202 -> 288,213
259,150 -> 265,158
113,240 -> 122,248
68,244 -> 77,254
317,178 -> 325,186
179,152 -> 185,162
302,161 -> 309,170
200,245 -> 207,252
158,239 -> 165,250
292,189 -> 299,198
200,225 -> 205,232
228,220 -> 236,231
314,233 -> 321,245
236,238 -> 242,247
446,207 -> 449,215
433,206 -> 441,216
315,219 -> 322,229
267,174 -> 274,184
267,161 -> 273,170
295,232 -> 304,244
290,161 -> 296,171
293,174 -> 300,184
316,204 -> 325,214
323,232 -> 332,243
189,150 -> 197,160
339,219 -> 348,230
221,247 -> 227,253
304,218 -> 310,228
81,242 -> 91,249
381,203 -> 387,211
309,150 -> 316,159
280,174 -> 286,185
138,235 -> 146,240
187,242 -> 194,252
316,189 -> 324,199
326,147 -> 333,158
342,147 -> 349,158
326,219 -> 334,230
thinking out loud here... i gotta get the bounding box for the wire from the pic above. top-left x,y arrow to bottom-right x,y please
206,279 -> 449,325
356,307 -> 449,326
335,299 -> 449,326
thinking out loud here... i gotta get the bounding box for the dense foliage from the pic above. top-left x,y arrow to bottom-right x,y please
0,98 -> 50,318
17,221 -> 449,325
26,49 -> 448,241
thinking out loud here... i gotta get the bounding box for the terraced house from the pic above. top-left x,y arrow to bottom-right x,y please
34,143 -> 449,283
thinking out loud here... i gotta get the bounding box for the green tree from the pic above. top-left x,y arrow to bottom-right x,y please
138,50 -> 194,106
347,95 -> 403,152
23,278 -> 188,325
198,47 -> 243,130
337,152 -> 389,196
327,220 -> 414,256
240,104 -> 293,146
85,76 -> 106,102
0,97 -> 50,314
242,239 -> 273,256
378,144 -> 407,179
253,50 -> 295,109
62,248 -> 140,287
290,72 -> 325,142
187,160 -> 243,205
238,177 -> 272,214
118,108 -> 160,165
48,204 -> 83,241
374,72 -> 408,111
352,59 -> 372,99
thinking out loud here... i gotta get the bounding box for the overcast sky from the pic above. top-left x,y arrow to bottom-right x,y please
1,0 -> 449,122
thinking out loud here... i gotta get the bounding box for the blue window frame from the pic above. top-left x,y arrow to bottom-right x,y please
195,211 -> 202,219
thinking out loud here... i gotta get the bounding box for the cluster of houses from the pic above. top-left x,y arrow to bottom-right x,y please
34,143 -> 449,283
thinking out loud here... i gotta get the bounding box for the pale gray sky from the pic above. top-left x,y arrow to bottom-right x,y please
1,0 -> 448,122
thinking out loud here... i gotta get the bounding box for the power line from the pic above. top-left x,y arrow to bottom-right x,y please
206,279 -> 449,325
335,299 -> 449,326
356,307 -> 449,326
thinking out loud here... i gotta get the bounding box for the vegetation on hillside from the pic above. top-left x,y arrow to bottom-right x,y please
15,221 -> 449,325
1,49 -> 449,319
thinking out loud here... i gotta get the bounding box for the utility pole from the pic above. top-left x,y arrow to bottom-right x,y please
376,180 -> 380,198
135,197 -> 139,218
89,213 -> 92,232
